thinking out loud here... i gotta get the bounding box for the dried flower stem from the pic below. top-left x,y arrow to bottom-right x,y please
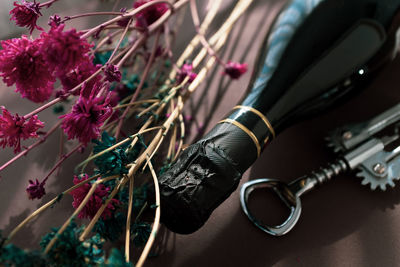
75,126 -> 165,171
134,202 -> 148,223
6,173 -> 105,243
63,12 -> 124,23
115,30 -> 161,138
39,0 -> 59,8
113,99 -> 159,109
93,28 -> 124,53
136,101 -> 161,118
136,156 -> 161,267
107,17 -> 133,63
44,184 -> 99,253
22,68 -> 102,120
125,175 -> 135,262
44,175 -> 119,254
167,98 -> 177,159
58,129 -> 64,160
173,113 -> 185,161
191,1 -> 252,70
167,123 -> 177,160
189,0 -> 224,65
0,121 -> 61,173
121,102 -> 167,153
81,0 -> 175,39
79,176 -> 127,241
168,0 -> 222,80
142,97 -> 183,171
42,144 -> 82,184
79,98 -> 181,242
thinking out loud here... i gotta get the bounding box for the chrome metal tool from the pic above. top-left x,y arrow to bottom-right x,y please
240,103 -> 400,236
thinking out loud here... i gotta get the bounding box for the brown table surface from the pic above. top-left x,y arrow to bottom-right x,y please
1,0 -> 400,266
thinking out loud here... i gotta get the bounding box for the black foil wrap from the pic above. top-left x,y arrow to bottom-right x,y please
159,124 -> 257,234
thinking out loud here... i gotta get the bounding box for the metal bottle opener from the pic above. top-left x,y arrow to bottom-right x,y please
240,103 -> 400,236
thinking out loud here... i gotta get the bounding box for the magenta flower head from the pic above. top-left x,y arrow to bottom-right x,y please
59,59 -> 101,95
60,83 -> 113,146
48,14 -> 62,28
133,0 -> 169,29
0,36 -> 55,103
40,25 -> 93,76
176,63 -> 197,84
70,174 -> 120,219
104,63 -> 122,83
26,178 -> 46,200
0,107 -> 44,153
10,0 -> 43,34
223,61 -> 248,79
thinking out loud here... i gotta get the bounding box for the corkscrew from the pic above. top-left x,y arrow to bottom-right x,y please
158,0 -> 400,234
240,103 -> 400,236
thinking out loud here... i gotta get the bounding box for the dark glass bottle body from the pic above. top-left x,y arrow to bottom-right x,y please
158,0 -> 400,234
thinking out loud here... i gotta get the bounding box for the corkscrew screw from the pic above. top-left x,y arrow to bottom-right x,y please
240,103 -> 400,236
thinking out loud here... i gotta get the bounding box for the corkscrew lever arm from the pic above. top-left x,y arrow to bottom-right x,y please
241,104 -> 400,236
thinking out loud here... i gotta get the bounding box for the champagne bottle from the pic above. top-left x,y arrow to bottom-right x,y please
158,0 -> 400,234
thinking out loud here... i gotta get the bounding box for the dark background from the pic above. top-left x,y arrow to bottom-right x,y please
1,0 -> 400,266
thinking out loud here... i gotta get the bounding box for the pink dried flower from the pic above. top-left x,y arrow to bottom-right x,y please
117,17 -> 131,28
10,0 -> 43,34
104,63 -> 122,82
133,0 -> 169,29
223,61 -> 248,79
26,178 -> 46,200
60,84 -> 112,146
0,106 -> 44,153
59,59 -> 101,95
21,82 -> 54,103
48,14 -> 62,27
70,174 -> 120,219
40,25 -> 92,76
107,91 -> 121,122
0,36 -> 55,103
176,63 -> 197,84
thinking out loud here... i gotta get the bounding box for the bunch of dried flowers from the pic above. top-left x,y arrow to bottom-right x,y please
0,0 -> 252,265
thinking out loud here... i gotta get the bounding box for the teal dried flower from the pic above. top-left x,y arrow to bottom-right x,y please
94,51 -> 112,65
40,220 -> 104,266
93,132 -> 129,175
101,248 -> 132,267
0,243 -> 45,267
164,59 -> 171,68
84,234 -> 105,265
124,74 -> 141,92
154,85 -> 169,100
52,104 -> 65,114
92,132 -> 143,176
93,212 -> 125,242
131,222 -> 151,247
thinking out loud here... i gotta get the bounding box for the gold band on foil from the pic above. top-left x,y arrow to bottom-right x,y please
218,118 -> 261,157
263,136 -> 269,146
233,105 -> 276,138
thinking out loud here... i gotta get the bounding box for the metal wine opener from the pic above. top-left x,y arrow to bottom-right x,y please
240,103 -> 400,236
